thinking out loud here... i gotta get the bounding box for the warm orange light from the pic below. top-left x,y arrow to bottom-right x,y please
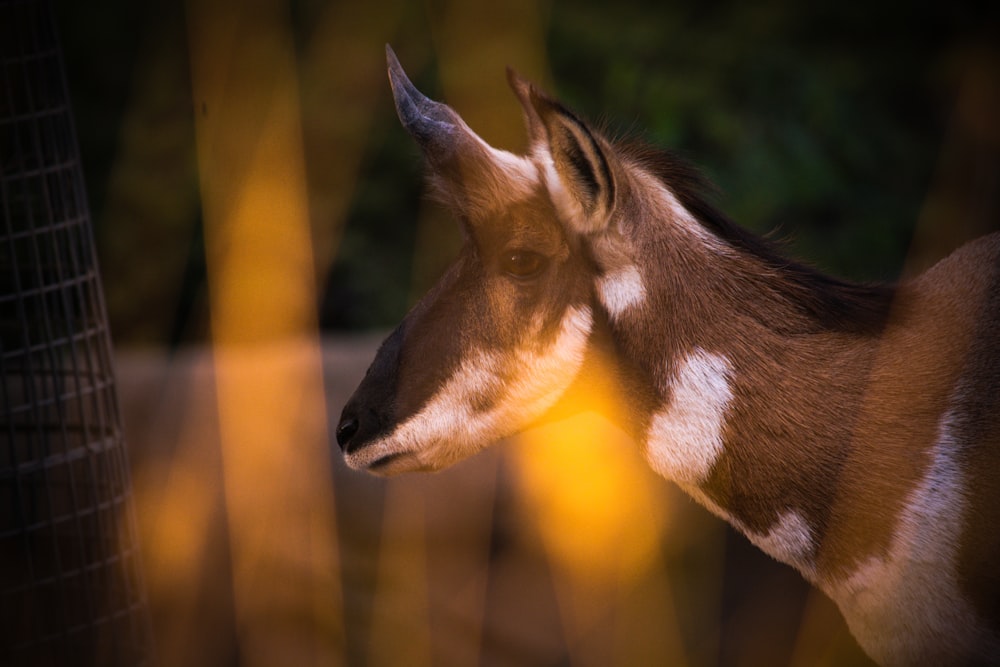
186,1 -> 343,664
514,413 -> 667,583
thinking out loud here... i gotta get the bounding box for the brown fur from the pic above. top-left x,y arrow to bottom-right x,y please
342,50 -> 1000,664
611,143 -> 1000,590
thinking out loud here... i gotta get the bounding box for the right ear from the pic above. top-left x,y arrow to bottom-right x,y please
508,70 -> 617,234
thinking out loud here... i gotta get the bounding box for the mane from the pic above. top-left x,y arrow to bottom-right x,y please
622,143 -> 896,334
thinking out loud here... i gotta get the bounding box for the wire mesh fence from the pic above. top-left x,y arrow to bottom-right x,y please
1,0 -> 154,664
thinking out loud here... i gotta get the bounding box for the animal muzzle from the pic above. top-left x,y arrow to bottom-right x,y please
336,325 -> 404,457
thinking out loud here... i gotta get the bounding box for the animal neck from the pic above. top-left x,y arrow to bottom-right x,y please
600,206 -> 897,582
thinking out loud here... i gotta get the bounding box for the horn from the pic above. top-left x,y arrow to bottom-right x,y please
386,44 -> 464,163
386,45 -> 531,217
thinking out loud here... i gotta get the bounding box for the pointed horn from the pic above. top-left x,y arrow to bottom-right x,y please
386,44 -> 462,161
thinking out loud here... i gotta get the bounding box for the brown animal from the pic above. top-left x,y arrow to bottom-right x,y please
337,46 -> 1000,666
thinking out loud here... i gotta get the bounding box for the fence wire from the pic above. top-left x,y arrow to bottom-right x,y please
1,0 -> 154,664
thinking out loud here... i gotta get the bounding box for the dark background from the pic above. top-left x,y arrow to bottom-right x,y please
37,2 -> 1000,665
55,0 -> 1000,346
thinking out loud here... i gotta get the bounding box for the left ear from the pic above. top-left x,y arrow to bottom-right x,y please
508,70 -> 616,234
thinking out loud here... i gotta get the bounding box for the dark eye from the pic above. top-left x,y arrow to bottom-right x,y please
500,249 -> 547,278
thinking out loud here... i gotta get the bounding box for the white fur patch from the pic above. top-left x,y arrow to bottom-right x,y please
597,265 -> 646,319
538,153 -> 585,230
633,170 -> 721,246
825,409 -> 1000,665
644,349 -> 733,485
747,511 -> 816,578
344,306 -> 594,473
627,169 -> 739,262
485,144 -> 539,202
681,483 -> 817,578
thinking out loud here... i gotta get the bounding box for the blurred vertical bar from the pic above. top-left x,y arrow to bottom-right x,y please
186,0 -> 344,665
0,0 -> 154,665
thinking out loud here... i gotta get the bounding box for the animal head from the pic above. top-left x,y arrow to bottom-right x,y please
336,46 -> 671,474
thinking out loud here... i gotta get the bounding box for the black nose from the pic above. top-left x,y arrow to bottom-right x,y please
336,415 -> 360,451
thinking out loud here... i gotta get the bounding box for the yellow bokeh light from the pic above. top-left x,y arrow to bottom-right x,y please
185,0 -> 344,663
515,413 -> 667,583
511,343 -> 671,587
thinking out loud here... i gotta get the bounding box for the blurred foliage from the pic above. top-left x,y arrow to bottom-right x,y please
53,0 -> 998,342
319,118 -> 426,330
543,0 -> 968,279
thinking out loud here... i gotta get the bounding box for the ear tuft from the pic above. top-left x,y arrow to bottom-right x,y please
506,68 -> 547,147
